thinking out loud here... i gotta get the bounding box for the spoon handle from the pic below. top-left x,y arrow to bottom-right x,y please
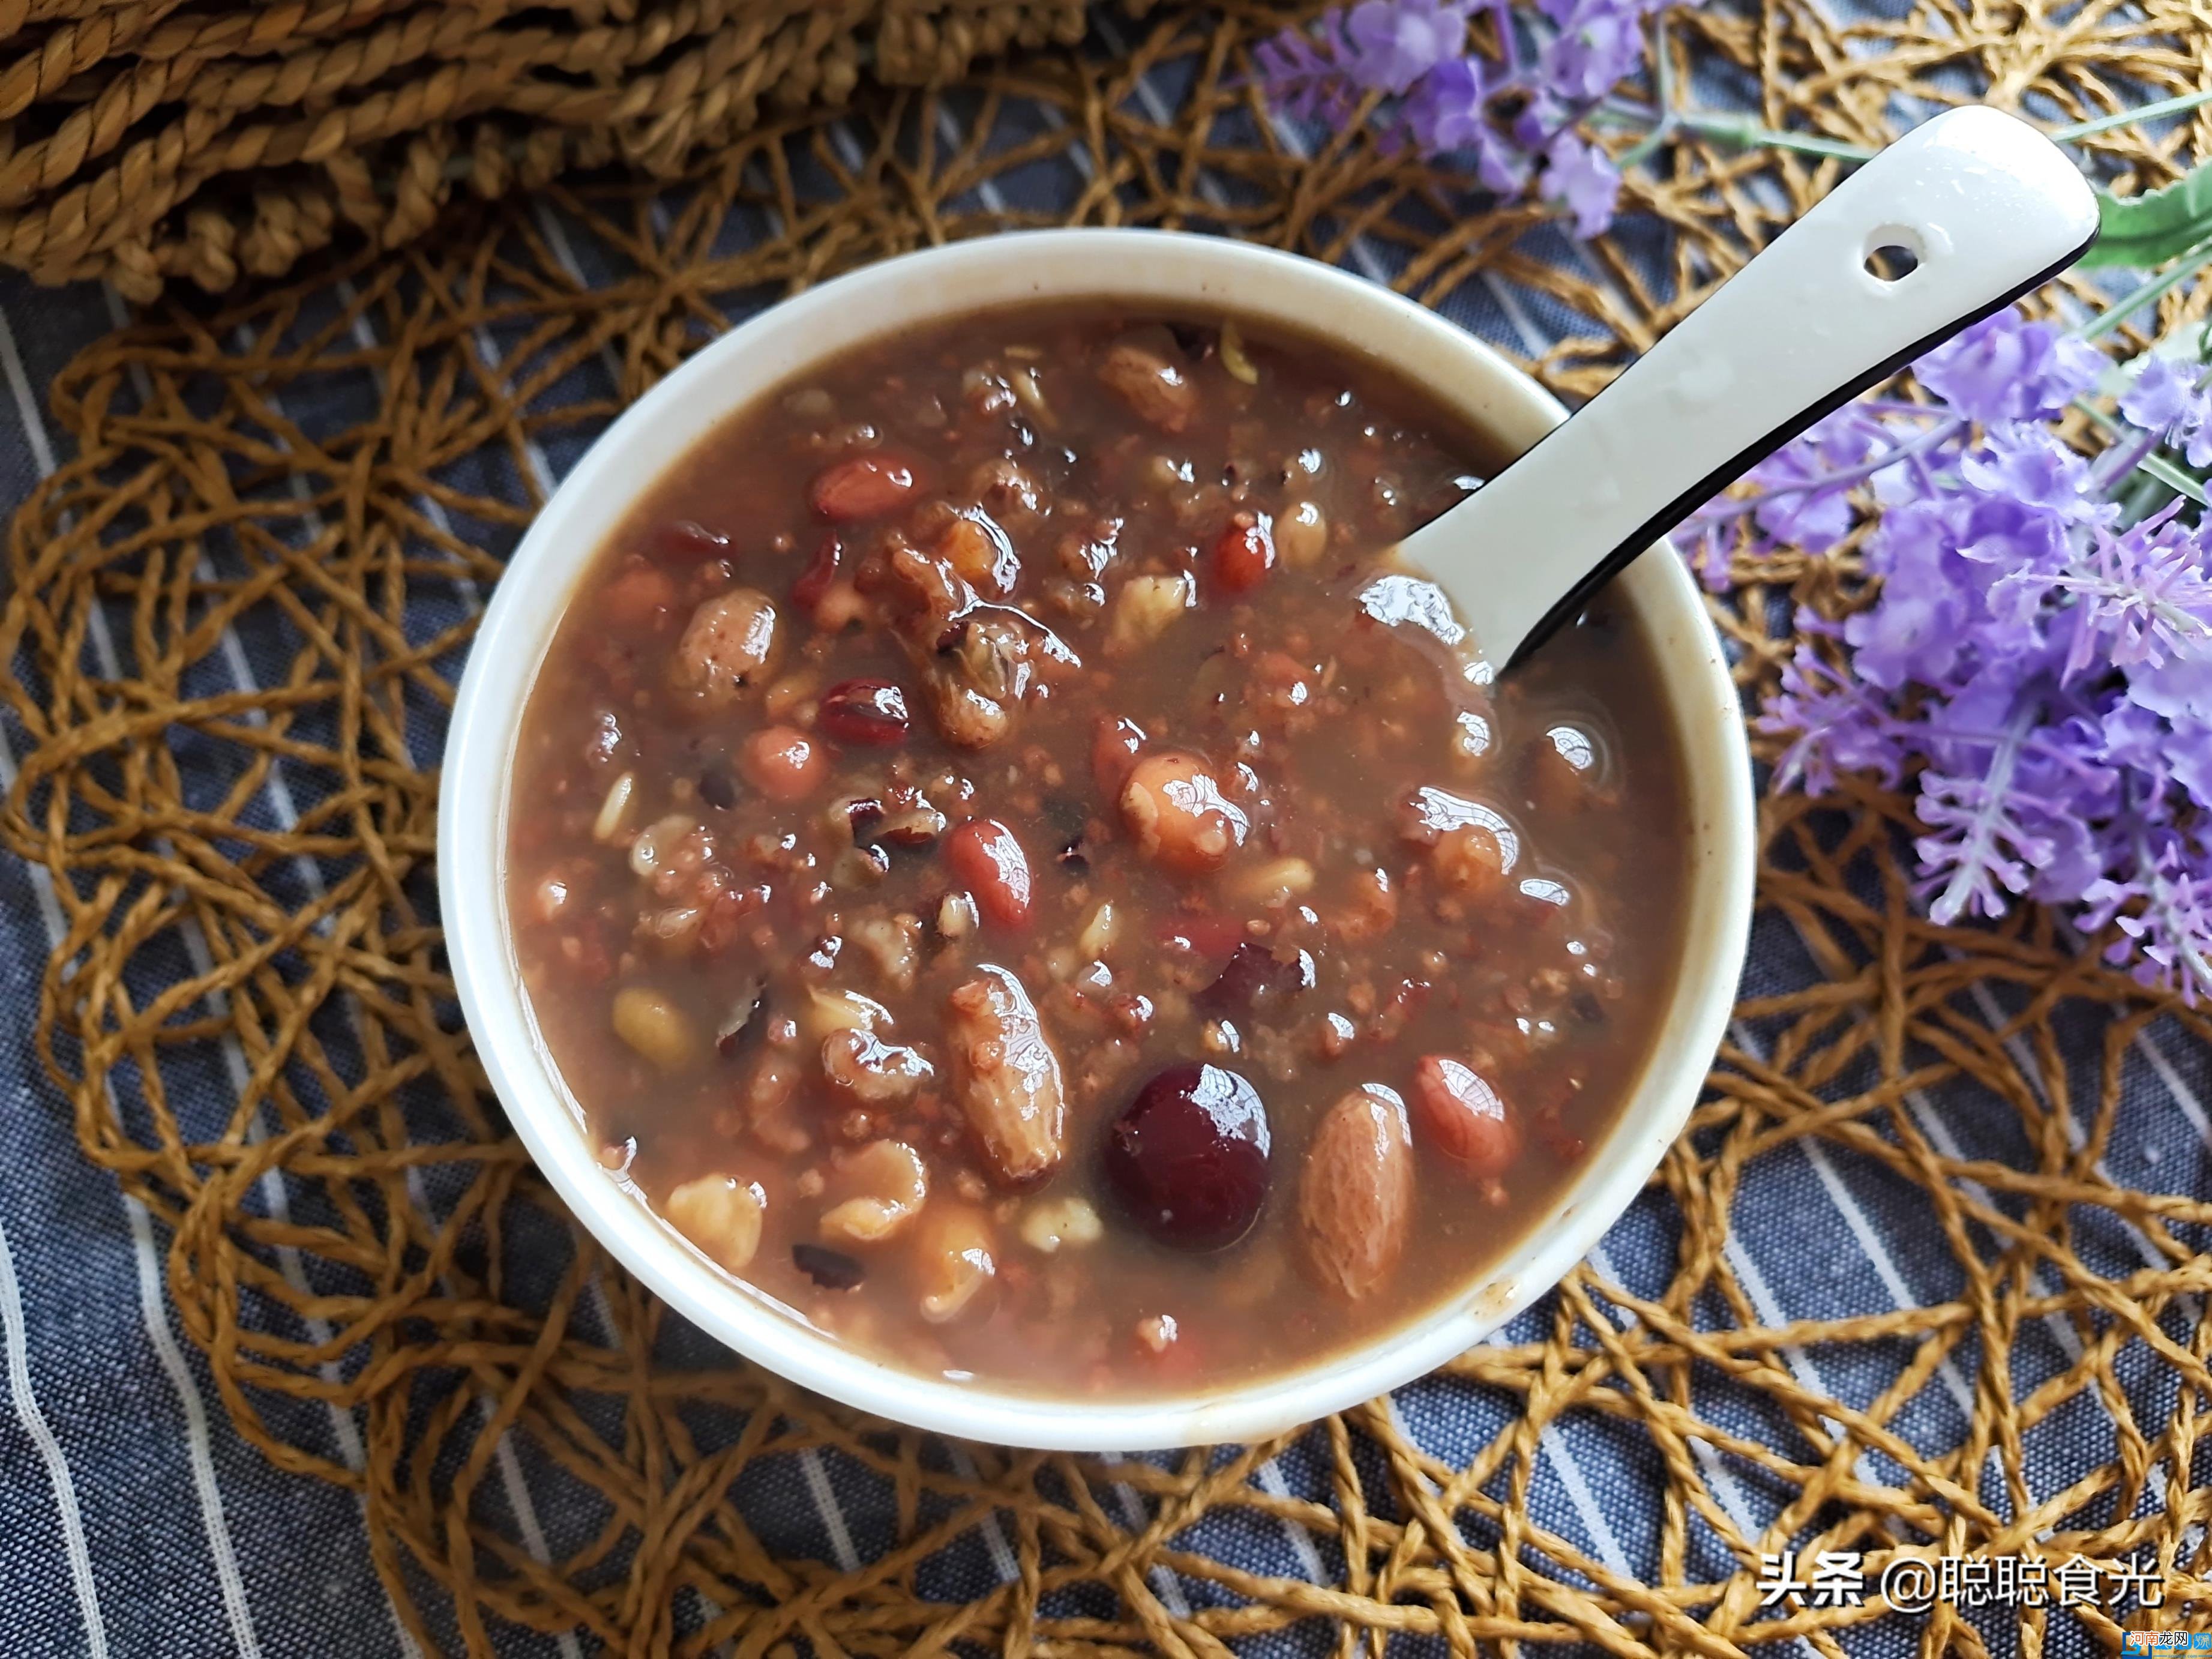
1408,104 -> 2099,670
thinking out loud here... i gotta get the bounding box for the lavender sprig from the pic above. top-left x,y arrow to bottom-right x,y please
1252,0 -> 1664,235
1715,304 -> 2212,1001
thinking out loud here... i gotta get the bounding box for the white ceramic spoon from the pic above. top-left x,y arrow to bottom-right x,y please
1396,104 -> 2101,669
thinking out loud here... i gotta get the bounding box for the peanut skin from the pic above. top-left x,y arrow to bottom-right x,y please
1299,1085 -> 1413,1300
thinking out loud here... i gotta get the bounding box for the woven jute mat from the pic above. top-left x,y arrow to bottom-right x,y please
5,2 -> 2212,1653
0,0 -> 1098,300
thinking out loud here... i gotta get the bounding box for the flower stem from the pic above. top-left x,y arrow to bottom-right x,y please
2050,87 -> 2212,145
1601,88 -> 2212,181
2073,400 -> 2210,505
1674,113 -> 1878,162
2078,235 -> 2212,340
1691,414 -> 1965,523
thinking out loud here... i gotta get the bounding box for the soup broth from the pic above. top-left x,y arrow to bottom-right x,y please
506,305 -> 1692,1395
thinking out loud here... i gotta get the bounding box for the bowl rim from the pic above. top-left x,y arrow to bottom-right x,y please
439,227 -> 1756,1450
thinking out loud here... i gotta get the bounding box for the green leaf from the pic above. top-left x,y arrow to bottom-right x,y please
2081,163 -> 2212,269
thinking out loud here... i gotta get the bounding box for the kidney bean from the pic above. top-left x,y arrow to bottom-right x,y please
790,534 -> 844,612
810,454 -> 920,521
817,679 -> 912,746
945,817 -> 1034,929
651,519 -> 731,562
1209,511 -> 1275,595
1410,1055 -> 1520,1179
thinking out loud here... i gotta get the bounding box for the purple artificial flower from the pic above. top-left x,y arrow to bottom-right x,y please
1844,497 -> 1979,688
2118,651 -> 2212,810
1252,0 -> 1657,233
2118,354 -> 2201,432
1344,0 -> 1476,94
1534,0 -> 1659,103
1397,56 -> 1531,192
2118,354 -> 2212,469
1712,290 -> 2212,997
1955,423 -> 2104,520
1913,310 -> 2105,426
1994,503 -> 2212,683
1758,618 -> 1905,792
1541,130 -> 1621,237
1706,405 -> 1907,553
1251,14 -> 1363,125
1914,757 -> 2049,924
2079,826 -> 2212,1005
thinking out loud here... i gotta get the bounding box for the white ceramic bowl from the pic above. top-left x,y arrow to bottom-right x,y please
440,229 -> 1755,1450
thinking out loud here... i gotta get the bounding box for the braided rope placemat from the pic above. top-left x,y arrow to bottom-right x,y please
0,0 -> 1097,300
4,2 -> 2212,1652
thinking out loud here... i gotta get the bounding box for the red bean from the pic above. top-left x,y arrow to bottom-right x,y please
810,454 -> 920,522
1092,715 -> 1147,797
1158,912 -> 1249,960
1209,511 -> 1275,595
790,534 -> 844,612
817,679 -> 911,746
1409,1056 -> 1519,1179
740,726 -> 826,801
945,817 -> 1034,929
650,519 -> 730,562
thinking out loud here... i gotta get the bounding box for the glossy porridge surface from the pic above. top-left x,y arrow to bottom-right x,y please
508,305 -> 1692,1394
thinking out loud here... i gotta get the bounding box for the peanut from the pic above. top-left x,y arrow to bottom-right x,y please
916,1204 -> 997,1323
1299,1085 -> 1413,1299
666,1175 -> 767,1274
611,986 -> 702,1073
820,1139 -> 930,1244
946,964 -> 1066,1184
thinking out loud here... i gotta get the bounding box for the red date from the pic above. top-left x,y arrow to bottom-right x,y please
817,679 -> 911,746
810,454 -> 921,522
945,817 -> 1033,929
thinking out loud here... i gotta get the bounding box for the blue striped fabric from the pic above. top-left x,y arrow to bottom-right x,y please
1,32 -> 2205,1659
